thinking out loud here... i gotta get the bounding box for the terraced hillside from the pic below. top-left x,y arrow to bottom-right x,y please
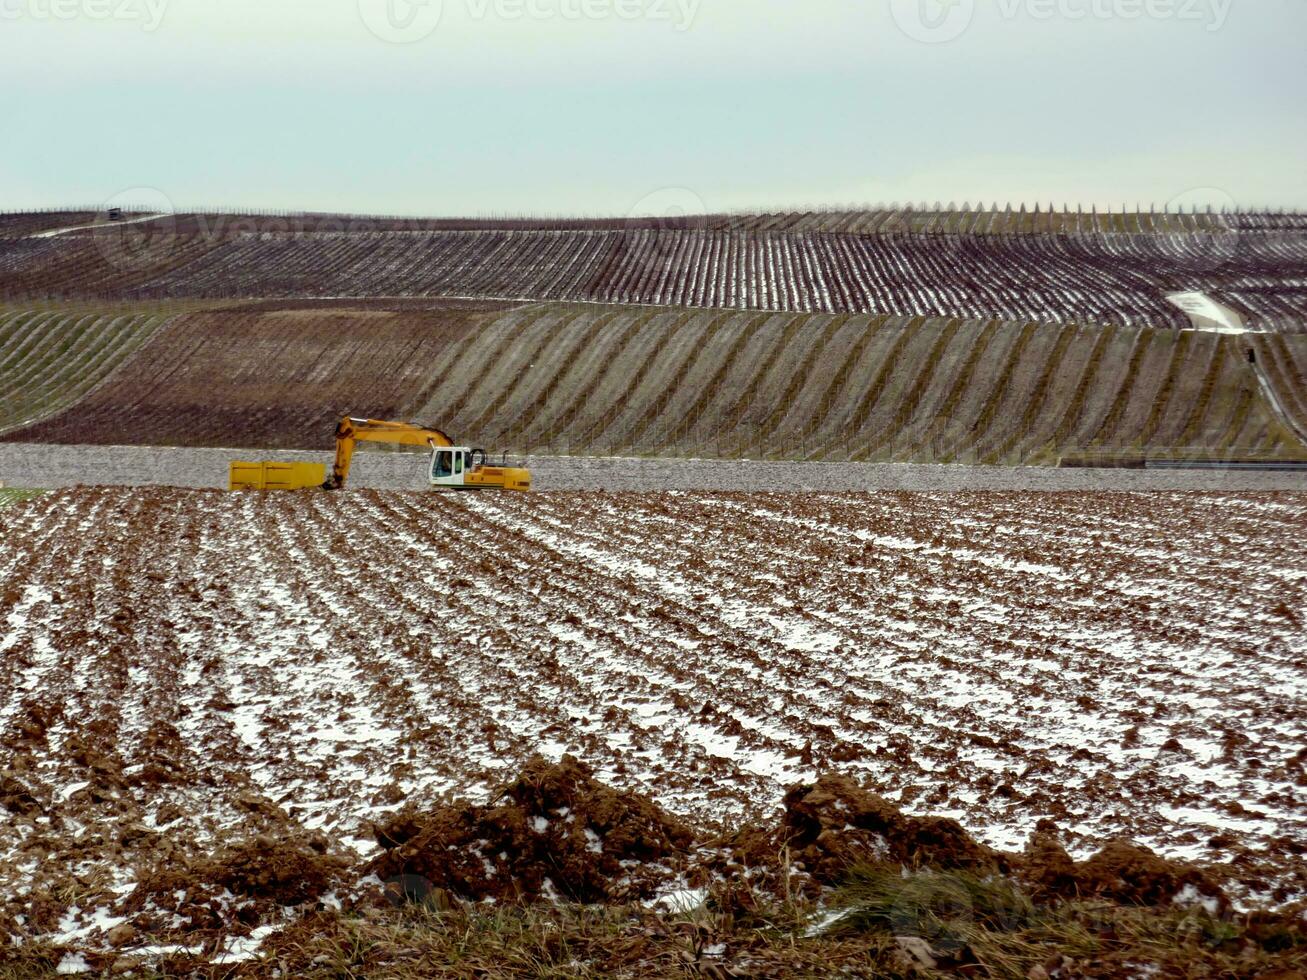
3,302 -> 1303,463
0,301 -> 510,448
1249,332 -> 1307,440
0,305 -> 174,437
2,208 -> 1305,328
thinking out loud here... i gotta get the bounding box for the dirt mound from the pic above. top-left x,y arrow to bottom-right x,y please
364,766 -> 1235,912
1019,825 -> 1227,909
1018,823 -> 1081,901
733,775 -> 1002,888
201,833 -> 347,906
5,700 -> 61,746
122,832 -> 348,934
366,755 -> 694,903
0,768 -> 43,817
1078,839 -> 1226,908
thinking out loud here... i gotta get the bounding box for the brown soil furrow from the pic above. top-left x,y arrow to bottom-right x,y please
459,308 -> 586,442
891,318 -> 990,462
468,307 -> 624,451
1077,326 -> 1153,449
525,497 -> 1077,728
386,498 -> 825,810
621,310 -> 744,453
362,492 -> 795,803
204,490 -> 576,815
722,492 -> 1275,640
848,317 -> 940,460
504,499 -> 932,730
898,319 -> 1005,462
947,321 -> 1038,461
3,486 -> 1305,932
984,322 -> 1079,464
483,488 -> 1301,858
513,308 -> 660,450
1131,330 -> 1194,449
712,312 -> 813,446
795,314 -> 887,459
454,497 -> 952,789
573,491 -> 1245,663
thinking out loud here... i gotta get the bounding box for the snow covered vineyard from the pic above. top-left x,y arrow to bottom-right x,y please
2,486 -> 1304,949
4,209 -> 1307,330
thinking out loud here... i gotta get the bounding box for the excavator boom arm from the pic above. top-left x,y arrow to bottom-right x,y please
325,416 -> 453,489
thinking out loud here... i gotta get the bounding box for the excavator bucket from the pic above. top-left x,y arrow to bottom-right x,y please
229,461 -> 325,491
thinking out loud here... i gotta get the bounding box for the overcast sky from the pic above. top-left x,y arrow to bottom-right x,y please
2,0 -> 1304,217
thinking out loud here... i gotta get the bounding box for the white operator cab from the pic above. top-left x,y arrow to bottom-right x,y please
431,446 -> 468,488
430,446 -> 491,489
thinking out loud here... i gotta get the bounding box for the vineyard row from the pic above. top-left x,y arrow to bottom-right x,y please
4,303 -> 1303,464
2,228 -> 1305,329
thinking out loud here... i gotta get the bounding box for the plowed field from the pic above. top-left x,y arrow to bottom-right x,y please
3,488 -> 1304,953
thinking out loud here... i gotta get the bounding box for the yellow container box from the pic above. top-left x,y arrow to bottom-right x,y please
229,461 -> 325,491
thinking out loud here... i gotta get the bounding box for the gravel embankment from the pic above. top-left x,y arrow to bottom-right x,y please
2,442 -> 1306,491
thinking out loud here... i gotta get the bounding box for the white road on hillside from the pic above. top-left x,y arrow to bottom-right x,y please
29,214 -> 171,238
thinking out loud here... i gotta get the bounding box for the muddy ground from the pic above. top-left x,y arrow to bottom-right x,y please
2,442 -> 1306,491
1,487 -> 1304,971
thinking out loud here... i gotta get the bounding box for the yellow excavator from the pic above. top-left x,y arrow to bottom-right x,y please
230,417 -> 532,492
